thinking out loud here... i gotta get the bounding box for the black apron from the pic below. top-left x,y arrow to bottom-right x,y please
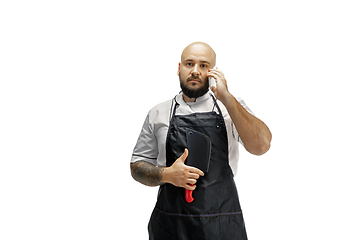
148,95 -> 247,240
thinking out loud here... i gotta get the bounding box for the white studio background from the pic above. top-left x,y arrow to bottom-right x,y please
1,0 -> 359,239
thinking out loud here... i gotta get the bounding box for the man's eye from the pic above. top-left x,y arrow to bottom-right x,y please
201,64 -> 207,68
186,63 -> 193,66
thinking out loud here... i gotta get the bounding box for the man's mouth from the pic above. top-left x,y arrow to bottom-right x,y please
188,78 -> 201,83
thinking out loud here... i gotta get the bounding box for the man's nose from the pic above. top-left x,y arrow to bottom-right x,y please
191,64 -> 200,76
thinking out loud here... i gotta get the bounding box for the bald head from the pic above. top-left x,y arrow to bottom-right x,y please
177,42 -> 216,101
181,42 -> 216,68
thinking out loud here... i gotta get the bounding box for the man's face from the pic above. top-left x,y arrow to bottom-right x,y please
178,44 -> 216,99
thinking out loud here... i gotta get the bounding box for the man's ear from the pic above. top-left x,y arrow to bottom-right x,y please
177,62 -> 180,76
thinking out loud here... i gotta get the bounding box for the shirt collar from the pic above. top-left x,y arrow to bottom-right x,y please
176,91 -> 212,106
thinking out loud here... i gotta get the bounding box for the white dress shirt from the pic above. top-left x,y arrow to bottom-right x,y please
131,92 -> 254,176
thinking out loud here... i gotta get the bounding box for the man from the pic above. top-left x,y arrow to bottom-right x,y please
130,42 -> 272,240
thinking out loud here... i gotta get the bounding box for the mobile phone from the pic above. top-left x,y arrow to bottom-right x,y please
209,66 -> 217,88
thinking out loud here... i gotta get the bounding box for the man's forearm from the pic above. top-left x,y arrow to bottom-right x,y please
222,94 -> 272,155
130,161 -> 165,186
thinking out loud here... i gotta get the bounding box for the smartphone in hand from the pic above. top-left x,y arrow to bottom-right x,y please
208,66 -> 217,88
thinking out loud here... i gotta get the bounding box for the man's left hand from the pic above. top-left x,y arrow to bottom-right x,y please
208,68 -> 232,103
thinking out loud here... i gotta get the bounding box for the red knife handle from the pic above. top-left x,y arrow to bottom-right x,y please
185,184 -> 194,203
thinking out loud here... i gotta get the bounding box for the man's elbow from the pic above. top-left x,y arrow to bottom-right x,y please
130,162 -> 138,181
257,141 -> 271,155
256,131 -> 272,155
247,138 -> 271,156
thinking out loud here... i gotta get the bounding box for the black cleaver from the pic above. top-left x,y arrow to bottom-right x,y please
185,128 -> 212,203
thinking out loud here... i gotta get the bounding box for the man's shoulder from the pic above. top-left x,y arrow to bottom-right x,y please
147,98 -> 174,122
149,98 -> 173,112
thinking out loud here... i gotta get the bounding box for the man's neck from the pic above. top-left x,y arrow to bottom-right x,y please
182,94 -> 196,103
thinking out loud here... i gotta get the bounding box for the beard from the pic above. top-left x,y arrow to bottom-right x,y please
179,75 -> 209,99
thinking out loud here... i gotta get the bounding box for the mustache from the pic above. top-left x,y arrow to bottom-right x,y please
187,76 -> 203,82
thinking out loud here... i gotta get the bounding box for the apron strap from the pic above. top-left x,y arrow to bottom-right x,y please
210,94 -> 224,118
169,93 -> 224,123
169,96 -> 179,126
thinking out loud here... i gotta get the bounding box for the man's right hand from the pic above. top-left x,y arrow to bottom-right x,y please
163,149 -> 205,190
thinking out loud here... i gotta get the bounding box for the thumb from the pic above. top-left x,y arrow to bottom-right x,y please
211,86 -> 217,94
179,148 -> 188,163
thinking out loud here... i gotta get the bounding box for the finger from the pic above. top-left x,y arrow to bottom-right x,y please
208,73 -> 224,84
211,72 -> 225,81
179,148 -> 188,163
188,166 -> 204,176
208,69 -> 222,76
211,86 -> 217,93
187,178 -> 197,185
207,71 -> 218,78
188,172 -> 200,179
208,74 -> 218,82
184,184 -> 196,191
